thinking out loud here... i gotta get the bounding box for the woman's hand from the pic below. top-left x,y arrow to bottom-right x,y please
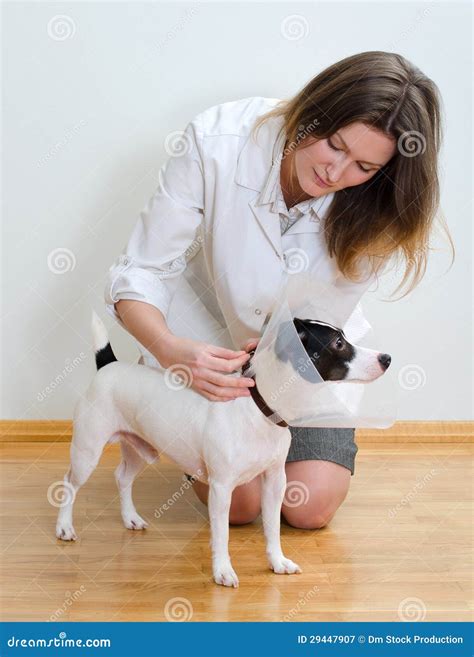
156,334 -> 257,402
240,338 -> 260,353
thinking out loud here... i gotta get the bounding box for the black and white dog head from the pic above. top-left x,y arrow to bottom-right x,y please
276,318 -> 391,384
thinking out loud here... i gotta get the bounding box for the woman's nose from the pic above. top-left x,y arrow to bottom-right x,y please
326,155 -> 347,183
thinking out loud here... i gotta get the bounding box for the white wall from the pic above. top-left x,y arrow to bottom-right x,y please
2,1 -> 472,421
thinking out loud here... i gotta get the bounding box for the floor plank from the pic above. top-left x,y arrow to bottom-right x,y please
0,441 -> 472,622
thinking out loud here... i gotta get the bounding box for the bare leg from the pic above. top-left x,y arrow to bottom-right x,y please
282,460 -> 351,529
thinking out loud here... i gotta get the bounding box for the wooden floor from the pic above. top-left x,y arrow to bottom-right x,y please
0,441 -> 472,622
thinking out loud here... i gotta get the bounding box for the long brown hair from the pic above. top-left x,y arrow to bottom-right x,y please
252,51 -> 454,299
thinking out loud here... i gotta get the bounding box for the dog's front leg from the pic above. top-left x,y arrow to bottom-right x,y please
261,463 -> 302,575
208,479 -> 239,588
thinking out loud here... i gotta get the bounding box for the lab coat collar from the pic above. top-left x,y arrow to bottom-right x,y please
235,113 -> 335,257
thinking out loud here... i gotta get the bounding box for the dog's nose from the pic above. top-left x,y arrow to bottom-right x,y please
378,353 -> 391,370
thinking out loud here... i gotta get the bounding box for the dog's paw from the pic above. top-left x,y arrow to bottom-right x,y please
269,556 -> 302,575
213,564 -> 239,588
56,523 -> 77,541
123,512 -> 148,530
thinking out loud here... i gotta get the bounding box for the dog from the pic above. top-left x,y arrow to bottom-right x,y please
55,311 -> 391,587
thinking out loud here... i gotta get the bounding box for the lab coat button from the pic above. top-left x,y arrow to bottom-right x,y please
255,308 -> 262,315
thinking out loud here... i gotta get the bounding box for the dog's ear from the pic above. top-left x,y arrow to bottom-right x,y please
293,318 -> 308,345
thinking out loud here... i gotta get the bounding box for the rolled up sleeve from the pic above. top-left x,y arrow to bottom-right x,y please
104,113 -> 205,328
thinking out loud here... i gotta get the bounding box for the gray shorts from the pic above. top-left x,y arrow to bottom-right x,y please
286,426 -> 359,476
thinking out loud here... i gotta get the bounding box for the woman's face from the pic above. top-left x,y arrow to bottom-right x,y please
289,122 -> 397,200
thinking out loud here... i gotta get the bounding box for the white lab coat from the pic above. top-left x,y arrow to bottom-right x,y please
104,96 -> 378,368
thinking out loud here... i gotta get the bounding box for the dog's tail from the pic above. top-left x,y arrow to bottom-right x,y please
91,310 -> 118,371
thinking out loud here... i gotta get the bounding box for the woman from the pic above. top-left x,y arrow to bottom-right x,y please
104,51 -> 453,530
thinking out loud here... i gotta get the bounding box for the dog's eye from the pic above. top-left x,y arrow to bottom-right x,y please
335,338 -> 343,350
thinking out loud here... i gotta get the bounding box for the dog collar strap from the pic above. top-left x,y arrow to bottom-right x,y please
242,350 -> 288,428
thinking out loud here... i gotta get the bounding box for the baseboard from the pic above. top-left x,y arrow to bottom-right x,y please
0,420 -> 472,443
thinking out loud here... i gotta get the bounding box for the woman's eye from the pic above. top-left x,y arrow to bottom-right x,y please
328,138 -> 372,174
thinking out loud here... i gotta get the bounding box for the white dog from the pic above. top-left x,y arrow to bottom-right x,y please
55,312 -> 390,587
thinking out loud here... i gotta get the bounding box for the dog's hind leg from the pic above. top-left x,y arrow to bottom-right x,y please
55,427 -> 107,541
114,436 -> 150,530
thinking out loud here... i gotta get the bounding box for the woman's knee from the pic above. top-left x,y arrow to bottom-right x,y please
282,502 -> 335,529
229,478 -> 261,524
281,460 -> 351,530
